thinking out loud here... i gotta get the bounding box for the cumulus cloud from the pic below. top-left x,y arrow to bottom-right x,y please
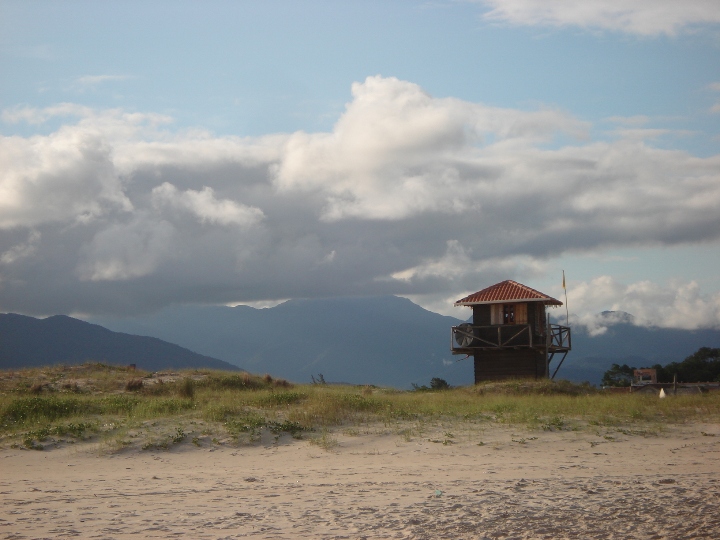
1,76 -> 719,325
151,183 -> 265,227
0,127 -> 131,228
568,276 -> 720,334
390,240 -> 546,287
274,76 -> 587,221
478,0 -> 720,36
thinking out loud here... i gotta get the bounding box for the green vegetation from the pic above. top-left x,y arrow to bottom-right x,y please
411,377 -> 451,391
602,347 -> 720,386
654,347 -> 720,383
601,363 -> 636,387
1,362 -> 719,452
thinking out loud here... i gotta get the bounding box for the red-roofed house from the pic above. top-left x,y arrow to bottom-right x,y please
451,280 -> 571,382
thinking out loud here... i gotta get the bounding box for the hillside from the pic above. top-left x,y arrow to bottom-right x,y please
90,296 -> 473,388
0,313 -> 241,372
89,297 -> 720,387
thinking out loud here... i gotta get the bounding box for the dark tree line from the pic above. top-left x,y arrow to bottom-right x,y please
601,347 -> 720,387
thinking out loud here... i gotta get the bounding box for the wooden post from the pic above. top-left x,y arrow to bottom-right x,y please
545,319 -> 550,378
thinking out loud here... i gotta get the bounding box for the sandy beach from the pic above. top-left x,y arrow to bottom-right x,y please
2,422 -> 719,539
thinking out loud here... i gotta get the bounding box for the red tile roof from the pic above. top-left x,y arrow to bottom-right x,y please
454,280 -> 563,306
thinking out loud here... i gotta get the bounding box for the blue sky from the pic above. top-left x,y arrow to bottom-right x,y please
1,0 -> 720,332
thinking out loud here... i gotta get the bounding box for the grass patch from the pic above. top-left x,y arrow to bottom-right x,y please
309,429 -> 339,451
2,395 -> 88,425
223,413 -> 309,443
257,391 -> 307,407
1,364 -> 719,451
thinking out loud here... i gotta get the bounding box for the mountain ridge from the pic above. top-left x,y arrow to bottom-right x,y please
3,297 -> 717,387
0,313 -> 241,372
88,296 -> 720,387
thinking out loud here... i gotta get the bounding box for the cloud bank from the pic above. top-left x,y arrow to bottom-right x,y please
1,76 -> 719,326
568,277 -> 720,335
479,0 -> 720,36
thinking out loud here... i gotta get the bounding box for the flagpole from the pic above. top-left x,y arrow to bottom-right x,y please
562,270 -> 569,326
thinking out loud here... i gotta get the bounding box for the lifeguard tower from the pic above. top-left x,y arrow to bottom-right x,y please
451,280 -> 571,382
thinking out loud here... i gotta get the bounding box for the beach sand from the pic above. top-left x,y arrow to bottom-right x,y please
2,422 -> 719,539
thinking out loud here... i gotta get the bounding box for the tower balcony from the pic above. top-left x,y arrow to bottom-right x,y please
450,323 -> 571,355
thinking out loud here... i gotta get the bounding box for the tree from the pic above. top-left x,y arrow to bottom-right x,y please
430,377 -> 450,390
601,347 -> 720,387
657,347 -> 720,383
412,377 -> 451,391
601,363 -> 635,387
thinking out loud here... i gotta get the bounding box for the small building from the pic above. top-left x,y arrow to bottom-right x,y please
633,368 -> 657,385
451,280 -> 571,382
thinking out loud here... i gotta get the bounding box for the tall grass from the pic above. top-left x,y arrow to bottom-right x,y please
1,363 -> 719,451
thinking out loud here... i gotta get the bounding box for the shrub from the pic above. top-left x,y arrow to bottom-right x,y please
178,378 -> 195,399
61,382 -> 82,393
125,378 -> 144,391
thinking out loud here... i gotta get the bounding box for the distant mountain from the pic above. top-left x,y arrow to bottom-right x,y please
90,296 -> 473,388
597,310 -> 635,325
0,313 -> 241,372
89,299 -> 720,388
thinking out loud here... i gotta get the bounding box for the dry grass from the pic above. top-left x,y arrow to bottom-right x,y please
1,363 -> 719,452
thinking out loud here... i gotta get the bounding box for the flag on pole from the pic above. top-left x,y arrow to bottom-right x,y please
562,270 -> 566,290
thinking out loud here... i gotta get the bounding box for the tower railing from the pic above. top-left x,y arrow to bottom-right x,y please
547,324 -> 571,353
451,324 -> 533,353
451,323 -> 571,354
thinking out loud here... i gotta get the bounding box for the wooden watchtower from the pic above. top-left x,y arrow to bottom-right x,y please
450,280 -> 571,382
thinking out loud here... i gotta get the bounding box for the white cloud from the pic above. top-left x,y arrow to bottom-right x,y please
1,104 -> 173,132
274,76 -> 587,221
0,127 -> 132,228
391,240 -> 474,282
75,75 -> 131,86
611,128 -> 674,140
151,182 -> 264,227
114,133 -> 284,175
273,76 -> 720,246
606,115 -> 651,127
2,103 -> 94,125
568,276 -> 720,334
390,242 -> 547,285
478,0 -> 720,36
